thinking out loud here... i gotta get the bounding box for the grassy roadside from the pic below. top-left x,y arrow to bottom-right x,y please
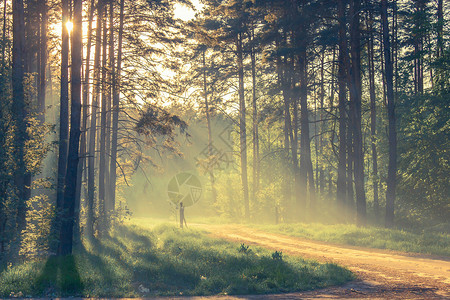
0,223 -> 353,297
253,223 -> 450,257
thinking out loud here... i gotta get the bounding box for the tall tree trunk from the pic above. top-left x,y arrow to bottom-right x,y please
56,0 -> 70,218
38,0 -> 47,122
346,114 -> 354,217
250,26 -> 259,208
2,0 -> 6,65
282,56 -> 295,216
0,1 -> 7,252
12,0 -> 28,232
23,0 -> 36,206
98,3 -> 108,233
319,49 -> 325,195
435,0 -> 443,87
382,0 -> 397,228
202,50 -> 217,204
236,32 -> 249,219
87,0 -> 103,238
105,0 -> 114,224
275,36 -> 291,214
437,0 -> 443,58
291,57 -> 301,215
393,1 -> 398,96
75,0 -> 94,232
299,46 -> 314,213
109,0 -> 124,218
349,0 -> 366,226
59,0 -> 82,256
336,0 -> 347,212
328,47 -> 336,200
367,9 -> 379,221
414,0 -> 424,94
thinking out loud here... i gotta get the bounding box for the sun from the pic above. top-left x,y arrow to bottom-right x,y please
65,21 -> 73,32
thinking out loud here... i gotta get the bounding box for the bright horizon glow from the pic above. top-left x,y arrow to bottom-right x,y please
66,21 -> 73,33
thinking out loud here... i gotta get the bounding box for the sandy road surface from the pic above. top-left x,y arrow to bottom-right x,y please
189,224 -> 450,299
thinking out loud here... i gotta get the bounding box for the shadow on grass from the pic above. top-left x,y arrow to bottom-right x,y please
0,224 -> 351,297
35,255 -> 83,296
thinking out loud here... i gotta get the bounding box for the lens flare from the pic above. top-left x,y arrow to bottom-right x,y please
66,21 -> 73,32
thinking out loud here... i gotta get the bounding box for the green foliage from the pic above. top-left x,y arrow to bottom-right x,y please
213,171 -> 244,220
19,195 -> 56,258
396,50 -> 450,225
238,243 -> 252,254
0,65 -> 52,261
0,223 -> 353,297
271,251 -> 283,261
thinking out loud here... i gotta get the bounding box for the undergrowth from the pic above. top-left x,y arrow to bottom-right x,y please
0,223 -> 353,297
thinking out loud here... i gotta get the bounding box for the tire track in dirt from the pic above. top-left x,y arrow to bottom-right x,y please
192,224 -> 450,299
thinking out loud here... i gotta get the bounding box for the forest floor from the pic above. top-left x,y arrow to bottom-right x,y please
192,224 -> 450,299
0,223 -> 353,298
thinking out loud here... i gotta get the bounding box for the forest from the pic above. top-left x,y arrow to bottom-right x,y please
0,0 -> 449,297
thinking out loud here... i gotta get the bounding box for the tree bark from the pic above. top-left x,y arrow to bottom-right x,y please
38,0 -> 47,122
437,0 -> 443,58
87,0 -> 104,238
275,35 -> 292,214
202,49 -> 217,204
59,0 -> 82,256
56,0 -> 70,218
414,0 -> 424,94
299,46 -> 314,213
367,9 -> 379,221
291,57 -> 301,214
319,49 -> 325,195
75,0 -> 95,230
98,2 -> 108,233
336,0 -> 347,214
12,0 -> 28,232
105,0 -> 114,223
382,0 -> 397,228
2,0 -> 6,65
236,32 -> 249,219
349,0 -> 366,226
250,25 -> 259,208
109,0 -> 124,218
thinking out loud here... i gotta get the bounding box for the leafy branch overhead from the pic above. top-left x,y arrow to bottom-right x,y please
135,105 -> 188,138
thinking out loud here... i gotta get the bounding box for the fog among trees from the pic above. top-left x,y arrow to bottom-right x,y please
0,0 -> 448,260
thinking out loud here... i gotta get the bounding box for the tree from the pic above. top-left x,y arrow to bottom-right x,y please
56,0 -> 70,225
349,0 -> 366,226
87,0 -> 104,238
383,0 -> 397,228
109,0 -> 124,221
75,0 -> 95,239
296,3 -> 315,215
98,1 -> 109,233
12,0 -> 27,232
250,21 -> 259,211
336,0 -> 348,215
236,29 -> 249,219
38,0 -> 47,122
59,0 -> 82,256
366,5 -> 379,220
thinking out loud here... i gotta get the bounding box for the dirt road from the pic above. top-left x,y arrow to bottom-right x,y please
193,224 -> 450,299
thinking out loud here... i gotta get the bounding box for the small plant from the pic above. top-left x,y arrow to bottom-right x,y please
272,250 -> 283,260
238,243 -> 252,254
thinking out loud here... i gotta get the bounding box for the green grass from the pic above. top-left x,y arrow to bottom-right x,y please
0,223 -> 353,297
255,223 -> 450,257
